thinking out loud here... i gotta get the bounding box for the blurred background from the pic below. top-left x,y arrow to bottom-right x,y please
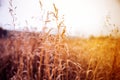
0,0 -> 120,37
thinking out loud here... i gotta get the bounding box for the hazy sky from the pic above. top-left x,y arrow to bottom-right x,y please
0,0 -> 120,37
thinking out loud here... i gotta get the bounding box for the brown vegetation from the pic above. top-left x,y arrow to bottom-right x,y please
0,0 -> 119,79
0,31 -> 120,80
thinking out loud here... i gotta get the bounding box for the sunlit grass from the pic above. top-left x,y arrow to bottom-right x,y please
0,32 -> 120,80
0,0 -> 120,80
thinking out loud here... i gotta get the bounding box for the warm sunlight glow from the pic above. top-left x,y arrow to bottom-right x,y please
54,0 -> 120,37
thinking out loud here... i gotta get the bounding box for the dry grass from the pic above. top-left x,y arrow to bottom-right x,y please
0,0 -> 120,80
0,31 -> 120,80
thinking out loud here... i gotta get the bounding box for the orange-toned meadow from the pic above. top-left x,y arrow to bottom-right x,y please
0,31 -> 120,80
0,1 -> 120,79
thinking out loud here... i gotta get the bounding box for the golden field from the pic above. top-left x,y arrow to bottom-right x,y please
0,31 -> 120,80
0,0 -> 120,80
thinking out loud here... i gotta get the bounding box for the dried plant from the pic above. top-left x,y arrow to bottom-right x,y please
0,0 -> 120,80
9,0 -> 17,29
